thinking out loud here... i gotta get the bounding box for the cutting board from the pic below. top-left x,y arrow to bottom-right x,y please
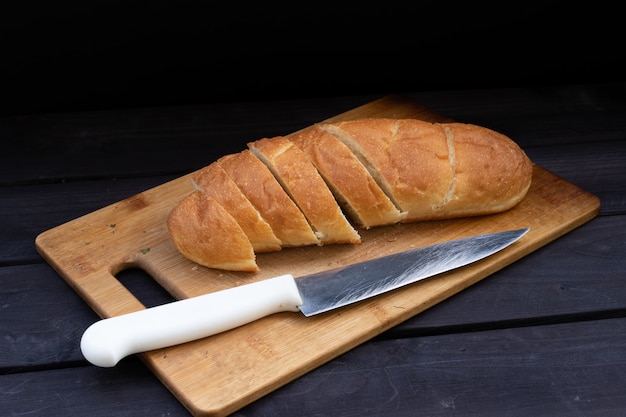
36,95 -> 600,417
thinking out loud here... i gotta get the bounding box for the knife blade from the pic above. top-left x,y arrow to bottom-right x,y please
81,228 -> 529,367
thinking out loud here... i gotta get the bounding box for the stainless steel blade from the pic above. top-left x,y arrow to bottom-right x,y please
296,228 -> 529,316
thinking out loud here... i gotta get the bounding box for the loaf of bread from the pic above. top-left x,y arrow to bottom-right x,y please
167,118 -> 533,272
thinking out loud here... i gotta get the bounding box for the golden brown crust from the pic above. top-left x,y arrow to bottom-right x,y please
436,122 -> 533,218
218,150 -> 320,247
193,163 -> 282,252
323,119 -> 452,222
323,118 -> 532,222
168,118 -> 533,272
249,136 -> 361,245
167,191 -> 258,272
288,125 -> 407,228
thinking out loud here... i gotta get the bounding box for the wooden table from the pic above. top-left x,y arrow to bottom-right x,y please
2,82 -> 625,416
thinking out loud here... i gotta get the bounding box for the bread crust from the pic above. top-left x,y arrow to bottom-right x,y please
249,136 -> 361,245
324,118 -> 533,221
288,125 -> 407,228
218,150 -> 320,247
323,119 -> 451,222
167,191 -> 258,272
193,163 -> 282,252
168,118 -> 533,272
438,122 -> 533,217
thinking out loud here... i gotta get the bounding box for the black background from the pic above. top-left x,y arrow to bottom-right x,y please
2,1 -> 623,116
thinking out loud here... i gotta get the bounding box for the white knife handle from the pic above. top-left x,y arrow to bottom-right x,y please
80,274 -> 302,367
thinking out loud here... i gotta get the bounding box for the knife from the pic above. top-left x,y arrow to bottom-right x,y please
81,228 -> 529,367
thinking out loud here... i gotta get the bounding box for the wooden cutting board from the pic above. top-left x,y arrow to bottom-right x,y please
36,95 -> 600,417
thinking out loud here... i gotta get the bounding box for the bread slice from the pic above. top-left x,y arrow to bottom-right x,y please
288,125 -> 406,229
217,150 -> 320,247
167,190 -> 258,272
248,136 -> 361,245
193,162 -> 282,252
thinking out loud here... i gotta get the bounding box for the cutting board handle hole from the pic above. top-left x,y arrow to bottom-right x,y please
115,267 -> 176,308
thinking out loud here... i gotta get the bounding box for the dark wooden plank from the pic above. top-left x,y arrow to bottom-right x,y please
387,215 -> 626,336
411,83 -> 626,143
521,140 -> 626,214
0,96 -> 378,185
3,318 -> 626,417
0,176 -> 177,264
235,317 -> 626,417
0,264 -> 97,370
0,359 -> 189,416
0,265 -> 175,371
